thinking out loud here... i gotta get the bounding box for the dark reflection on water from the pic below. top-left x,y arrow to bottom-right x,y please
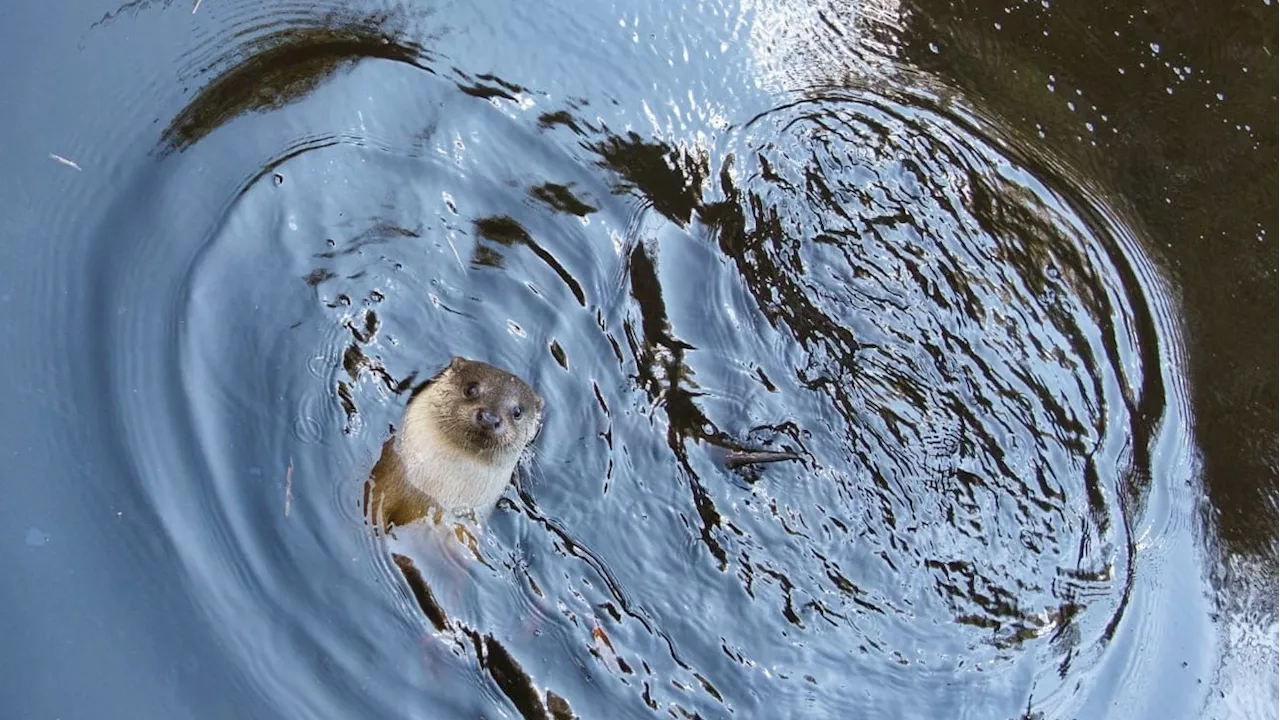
895,3 -> 1278,711
0,0 -> 1270,717
161,13 -> 436,153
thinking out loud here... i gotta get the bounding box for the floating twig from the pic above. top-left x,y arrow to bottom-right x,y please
284,457 -> 294,516
724,449 -> 803,469
48,153 -> 82,171
445,236 -> 464,271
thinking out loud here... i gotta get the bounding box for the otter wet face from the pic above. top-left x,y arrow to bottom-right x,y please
379,356 -> 545,519
437,357 -> 543,454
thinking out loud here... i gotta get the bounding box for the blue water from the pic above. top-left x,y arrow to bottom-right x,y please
0,0 -> 1272,718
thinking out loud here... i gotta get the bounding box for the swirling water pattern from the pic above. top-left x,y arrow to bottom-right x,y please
10,0 -> 1212,717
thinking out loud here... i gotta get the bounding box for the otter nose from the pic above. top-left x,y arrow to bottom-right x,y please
475,408 -> 502,432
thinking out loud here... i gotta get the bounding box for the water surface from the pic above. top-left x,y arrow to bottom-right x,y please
0,0 -> 1272,718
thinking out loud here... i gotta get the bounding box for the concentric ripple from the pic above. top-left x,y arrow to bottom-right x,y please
82,6 -> 1196,720
520,83 -> 1181,718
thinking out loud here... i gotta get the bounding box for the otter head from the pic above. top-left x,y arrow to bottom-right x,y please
415,356 -> 544,459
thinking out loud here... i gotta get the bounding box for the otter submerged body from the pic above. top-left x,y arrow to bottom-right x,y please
364,357 -> 544,531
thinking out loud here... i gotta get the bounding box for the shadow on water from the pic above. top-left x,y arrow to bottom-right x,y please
901,0 -> 1278,574
892,4 -> 1277,711
160,14 -> 437,154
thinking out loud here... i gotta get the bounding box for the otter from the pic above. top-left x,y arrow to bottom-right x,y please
364,356 -> 544,531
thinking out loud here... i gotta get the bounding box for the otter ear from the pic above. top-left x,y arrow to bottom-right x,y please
448,356 -> 469,371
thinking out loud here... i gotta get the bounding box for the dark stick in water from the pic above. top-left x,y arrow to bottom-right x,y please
722,448 -> 804,469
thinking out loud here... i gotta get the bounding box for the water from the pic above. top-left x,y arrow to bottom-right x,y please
0,0 -> 1272,718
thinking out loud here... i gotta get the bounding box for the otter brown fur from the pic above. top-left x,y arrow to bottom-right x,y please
364,356 -> 544,531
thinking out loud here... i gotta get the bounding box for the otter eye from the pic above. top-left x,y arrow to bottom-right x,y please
511,405 -> 523,420
464,383 -> 479,398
